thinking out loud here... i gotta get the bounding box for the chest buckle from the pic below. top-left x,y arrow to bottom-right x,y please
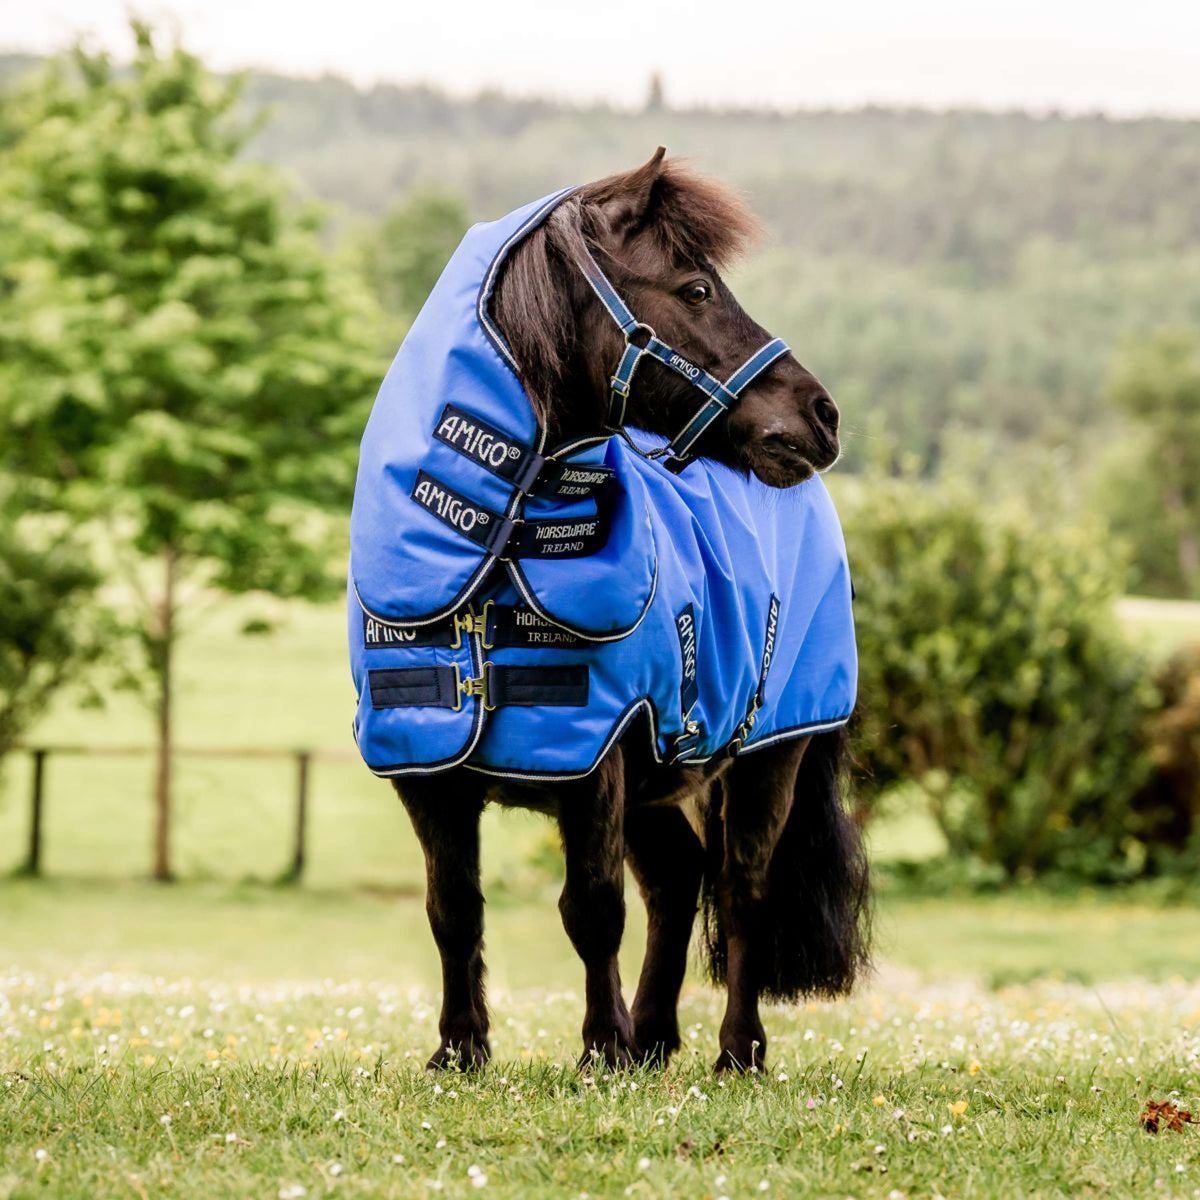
454,661 -> 497,711
450,600 -> 495,650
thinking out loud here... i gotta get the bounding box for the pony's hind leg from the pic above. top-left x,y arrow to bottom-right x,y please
626,801 -> 705,1065
395,776 -> 491,1070
556,754 -> 636,1068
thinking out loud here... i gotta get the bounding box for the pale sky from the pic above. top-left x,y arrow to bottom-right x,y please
4,0 -> 1200,116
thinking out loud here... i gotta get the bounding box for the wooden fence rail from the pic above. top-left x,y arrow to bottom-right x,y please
12,743 -> 359,882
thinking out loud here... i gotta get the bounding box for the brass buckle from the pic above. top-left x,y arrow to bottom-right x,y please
450,600 -> 494,650
457,661 -> 497,711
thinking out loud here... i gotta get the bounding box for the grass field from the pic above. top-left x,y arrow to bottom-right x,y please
2,594 -> 1199,1197
3,881 -> 1200,1198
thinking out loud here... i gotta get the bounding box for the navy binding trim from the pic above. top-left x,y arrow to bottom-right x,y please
503,546 -> 660,644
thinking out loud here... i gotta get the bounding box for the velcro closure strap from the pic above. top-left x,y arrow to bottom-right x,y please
367,664 -> 589,710
487,664 -> 589,707
369,666 -> 458,709
411,470 -> 610,559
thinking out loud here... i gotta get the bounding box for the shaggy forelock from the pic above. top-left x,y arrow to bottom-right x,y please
580,158 -> 760,270
490,160 -> 759,415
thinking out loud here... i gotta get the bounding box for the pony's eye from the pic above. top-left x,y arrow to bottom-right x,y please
680,281 -> 712,307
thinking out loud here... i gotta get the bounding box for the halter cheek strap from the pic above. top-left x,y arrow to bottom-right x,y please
574,242 -> 791,470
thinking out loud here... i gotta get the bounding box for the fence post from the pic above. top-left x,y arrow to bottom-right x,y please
24,748 -> 47,877
287,750 -> 311,883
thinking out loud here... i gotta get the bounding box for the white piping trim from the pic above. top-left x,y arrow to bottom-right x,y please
357,190 -> 579,632
477,187 -> 577,457
546,434 -> 613,460
354,565 -> 494,630
463,697 -> 664,783
733,714 -> 852,755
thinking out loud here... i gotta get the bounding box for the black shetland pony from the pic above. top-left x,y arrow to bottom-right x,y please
397,150 -> 871,1073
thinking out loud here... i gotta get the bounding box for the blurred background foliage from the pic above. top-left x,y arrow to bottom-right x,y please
0,28 -> 1197,889
842,471 -> 1156,883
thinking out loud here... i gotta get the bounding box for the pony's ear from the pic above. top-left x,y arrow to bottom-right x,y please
595,147 -> 667,239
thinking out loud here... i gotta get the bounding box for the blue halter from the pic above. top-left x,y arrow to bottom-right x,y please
573,241 -> 792,470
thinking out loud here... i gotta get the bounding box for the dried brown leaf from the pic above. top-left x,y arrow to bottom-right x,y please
1140,1098 -> 1196,1134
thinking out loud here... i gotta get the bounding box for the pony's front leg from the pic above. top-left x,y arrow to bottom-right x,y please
556,754 -> 636,1068
395,776 -> 490,1070
626,802 -> 704,1065
714,740 -> 808,1073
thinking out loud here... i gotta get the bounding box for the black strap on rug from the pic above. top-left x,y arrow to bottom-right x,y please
433,404 -> 614,500
369,664 -> 589,711
730,593 -> 780,748
369,666 -> 460,710
363,604 -> 588,651
411,470 -> 610,559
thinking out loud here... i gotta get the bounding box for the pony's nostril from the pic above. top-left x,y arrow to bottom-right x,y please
814,393 -> 839,433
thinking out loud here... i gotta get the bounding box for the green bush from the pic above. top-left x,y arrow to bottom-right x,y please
1131,643 -> 1200,871
839,474 -> 1155,881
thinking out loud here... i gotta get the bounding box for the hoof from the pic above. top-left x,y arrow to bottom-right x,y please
577,1039 -> 636,1071
426,1039 -> 490,1071
577,1015 -> 637,1071
631,1022 -> 680,1067
712,1044 -> 765,1074
578,1008 -> 638,1075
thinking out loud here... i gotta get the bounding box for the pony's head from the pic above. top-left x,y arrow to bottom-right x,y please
491,149 -> 840,487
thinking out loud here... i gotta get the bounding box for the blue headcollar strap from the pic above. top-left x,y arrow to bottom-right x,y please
573,242 -> 791,470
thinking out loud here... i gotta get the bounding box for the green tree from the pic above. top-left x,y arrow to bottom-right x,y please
1104,332 -> 1200,599
360,191 -> 467,335
0,508 -> 102,780
0,25 -> 382,879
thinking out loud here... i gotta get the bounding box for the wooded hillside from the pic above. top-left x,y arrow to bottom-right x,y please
5,52 -> 1198,475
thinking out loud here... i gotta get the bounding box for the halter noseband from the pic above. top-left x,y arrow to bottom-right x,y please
573,242 -> 791,472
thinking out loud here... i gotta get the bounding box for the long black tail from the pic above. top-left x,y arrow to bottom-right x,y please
700,727 -> 872,1002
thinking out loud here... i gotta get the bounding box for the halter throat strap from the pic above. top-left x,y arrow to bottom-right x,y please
573,241 -> 790,469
